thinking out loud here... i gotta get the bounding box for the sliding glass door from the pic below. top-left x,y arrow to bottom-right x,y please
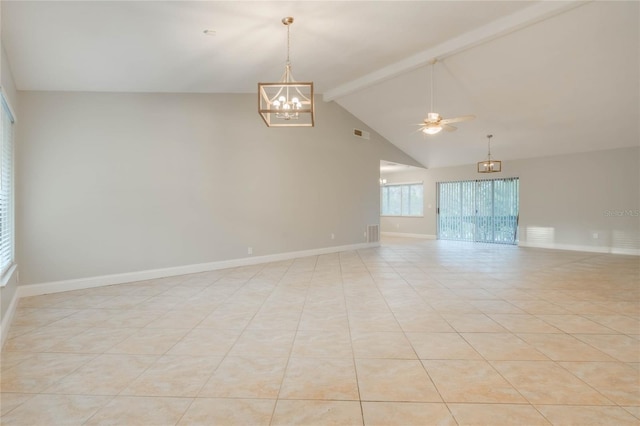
437,178 -> 519,244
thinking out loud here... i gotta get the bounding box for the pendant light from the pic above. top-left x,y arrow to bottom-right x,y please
477,134 -> 502,173
258,17 -> 314,127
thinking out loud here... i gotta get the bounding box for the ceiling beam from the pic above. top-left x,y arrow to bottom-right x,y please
323,0 -> 588,102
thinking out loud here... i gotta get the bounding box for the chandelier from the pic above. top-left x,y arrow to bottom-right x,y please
258,17 -> 314,127
477,134 -> 502,173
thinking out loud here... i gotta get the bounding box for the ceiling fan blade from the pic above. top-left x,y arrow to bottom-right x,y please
442,124 -> 457,132
441,115 -> 476,124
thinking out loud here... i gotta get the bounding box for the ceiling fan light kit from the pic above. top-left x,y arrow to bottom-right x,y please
258,17 -> 315,127
422,113 -> 443,134
418,59 -> 475,135
478,134 -> 502,173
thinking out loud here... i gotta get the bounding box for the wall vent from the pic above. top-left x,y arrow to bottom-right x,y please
353,128 -> 370,140
367,224 -> 380,243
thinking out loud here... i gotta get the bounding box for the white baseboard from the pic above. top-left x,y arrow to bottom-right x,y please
17,242 -> 380,299
1,288 -> 19,348
381,232 -> 437,240
518,241 -> 640,256
612,248 -> 640,256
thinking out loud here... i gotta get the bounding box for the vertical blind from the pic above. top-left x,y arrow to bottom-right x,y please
437,178 -> 519,244
0,94 -> 15,276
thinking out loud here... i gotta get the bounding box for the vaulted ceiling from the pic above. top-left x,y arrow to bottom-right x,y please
2,1 -> 638,168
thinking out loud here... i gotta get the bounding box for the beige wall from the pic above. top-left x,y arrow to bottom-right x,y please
381,146 -> 640,254
17,91 -> 421,285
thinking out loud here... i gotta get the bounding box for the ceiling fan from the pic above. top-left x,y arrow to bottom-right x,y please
418,59 -> 475,135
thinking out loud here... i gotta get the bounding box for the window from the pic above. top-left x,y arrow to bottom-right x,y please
437,177 -> 519,244
0,93 -> 15,277
381,183 -> 424,216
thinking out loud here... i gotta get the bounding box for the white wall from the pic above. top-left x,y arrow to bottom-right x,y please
17,91 -> 421,286
381,146 -> 640,254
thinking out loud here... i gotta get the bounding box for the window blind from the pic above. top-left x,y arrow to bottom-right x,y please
437,177 -> 519,244
0,94 -> 15,276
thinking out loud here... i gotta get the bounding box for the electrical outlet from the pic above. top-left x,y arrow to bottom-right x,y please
331,233 -> 335,240
248,247 -> 253,255
592,233 -> 599,239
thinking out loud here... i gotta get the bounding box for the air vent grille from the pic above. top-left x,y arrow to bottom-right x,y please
353,128 -> 370,140
367,224 -> 379,243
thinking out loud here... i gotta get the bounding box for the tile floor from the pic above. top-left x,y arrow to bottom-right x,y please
1,238 -> 639,425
